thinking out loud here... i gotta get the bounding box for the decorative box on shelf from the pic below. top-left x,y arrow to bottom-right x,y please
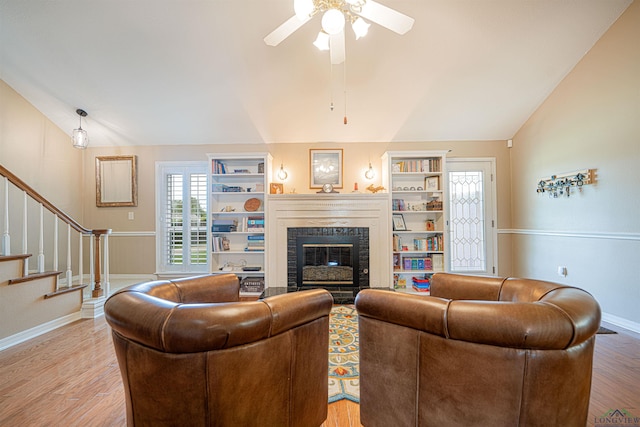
240,277 -> 265,293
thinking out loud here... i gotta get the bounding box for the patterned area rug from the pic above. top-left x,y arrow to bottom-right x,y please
328,305 -> 360,403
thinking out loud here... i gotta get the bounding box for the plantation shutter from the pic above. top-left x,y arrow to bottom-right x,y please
157,162 -> 208,273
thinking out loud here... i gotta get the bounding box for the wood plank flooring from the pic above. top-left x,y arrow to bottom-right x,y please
0,318 -> 638,426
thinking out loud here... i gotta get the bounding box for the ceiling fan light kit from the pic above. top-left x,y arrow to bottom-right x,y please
265,0 -> 414,124
265,0 -> 414,56
313,31 -> 331,50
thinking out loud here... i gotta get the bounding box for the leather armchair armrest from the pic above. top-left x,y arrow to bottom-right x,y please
446,300 -> 577,349
355,289 -> 450,337
263,289 -> 334,336
431,272 -> 506,301
172,273 -> 240,303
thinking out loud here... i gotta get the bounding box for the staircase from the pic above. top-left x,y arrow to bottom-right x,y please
0,164 -> 111,351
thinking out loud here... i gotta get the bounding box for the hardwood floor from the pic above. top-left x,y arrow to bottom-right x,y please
0,318 -> 638,426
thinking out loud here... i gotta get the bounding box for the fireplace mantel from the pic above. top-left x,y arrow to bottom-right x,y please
266,194 -> 391,289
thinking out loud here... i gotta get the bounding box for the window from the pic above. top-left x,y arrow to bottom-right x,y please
447,159 -> 496,275
156,162 -> 208,273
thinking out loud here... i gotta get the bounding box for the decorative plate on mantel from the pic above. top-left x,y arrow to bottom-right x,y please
244,198 -> 261,212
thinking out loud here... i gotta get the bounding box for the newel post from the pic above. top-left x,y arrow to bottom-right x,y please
91,229 -> 112,298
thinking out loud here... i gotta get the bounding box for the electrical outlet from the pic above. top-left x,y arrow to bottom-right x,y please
557,266 -> 567,277
128,212 -> 134,220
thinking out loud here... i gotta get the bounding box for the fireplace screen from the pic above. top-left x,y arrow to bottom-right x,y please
302,243 -> 354,285
295,235 -> 360,288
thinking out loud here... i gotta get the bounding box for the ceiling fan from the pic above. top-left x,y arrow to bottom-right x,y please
264,0 -> 414,65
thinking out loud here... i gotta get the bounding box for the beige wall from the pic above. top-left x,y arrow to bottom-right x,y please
0,80 -> 84,218
0,80 -> 85,274
84,140 -> 512,275
509,1 -> 640,327
0,81 -> 87,340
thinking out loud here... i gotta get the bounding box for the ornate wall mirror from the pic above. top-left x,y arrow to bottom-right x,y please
95,155 -> 138,207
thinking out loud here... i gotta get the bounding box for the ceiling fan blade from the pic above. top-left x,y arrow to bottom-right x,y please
264,15 -> 311,46
330,31 -> 345,65
358,0 -> 414,35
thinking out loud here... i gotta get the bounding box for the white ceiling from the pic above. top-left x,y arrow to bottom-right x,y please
0,0 -> 632,147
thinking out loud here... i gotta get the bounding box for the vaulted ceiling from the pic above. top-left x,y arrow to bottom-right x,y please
0,0 -> 632,147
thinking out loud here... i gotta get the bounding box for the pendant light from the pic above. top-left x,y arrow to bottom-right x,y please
72,109 -> 89,149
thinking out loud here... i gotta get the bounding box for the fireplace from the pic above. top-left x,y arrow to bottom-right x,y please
287,227 -> 368,299
265,194 -> 391,298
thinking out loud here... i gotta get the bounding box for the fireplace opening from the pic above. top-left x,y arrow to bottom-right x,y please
296,236 -> 359,288
301,243 -> 355,286
286,227 -> 369,303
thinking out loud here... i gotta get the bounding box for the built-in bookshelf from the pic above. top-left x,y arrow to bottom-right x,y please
382,151 -> 448,295
207,153 -> 272,296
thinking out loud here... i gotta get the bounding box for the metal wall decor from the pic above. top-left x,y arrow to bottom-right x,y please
536,169 -> 595,198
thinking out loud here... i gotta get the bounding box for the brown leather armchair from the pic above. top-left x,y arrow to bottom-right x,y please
355,273 -> 601,427
104,274 -> 333,427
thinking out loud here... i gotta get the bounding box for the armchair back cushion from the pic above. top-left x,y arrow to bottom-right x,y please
355,273 -> 601,427
105,274 -> 334,427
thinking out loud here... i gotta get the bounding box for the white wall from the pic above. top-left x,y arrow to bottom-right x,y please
509,1 -> 640,330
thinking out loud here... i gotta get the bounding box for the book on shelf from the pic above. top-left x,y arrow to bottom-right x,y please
432,254 -> 444,271
212,160 -> 259,175
212,219 -> 238,232
212,225 -> 237,232
393,158 -> 441,173
212,160 -> 227,174
212,184 -> 245,192
393,234 -> 401,252
246,236 -> 264,250
400,256 -> 433,271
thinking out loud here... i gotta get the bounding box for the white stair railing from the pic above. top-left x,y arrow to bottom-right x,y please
0,164 -> 111,299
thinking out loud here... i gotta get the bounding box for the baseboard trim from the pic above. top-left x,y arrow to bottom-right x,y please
601,312 -> 640,334
0,312 -> 82,352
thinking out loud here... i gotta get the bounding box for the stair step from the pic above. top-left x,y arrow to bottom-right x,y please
8,271 -> 62,285
44,284 -> 88,299
0,254 -> 32,262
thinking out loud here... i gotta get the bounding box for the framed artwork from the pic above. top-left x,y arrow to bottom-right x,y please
392,214 -> 407,231
270,183 -> 284,194
309,149 -> 343,189
426,176 -> 440,191
96,155 -> 137,207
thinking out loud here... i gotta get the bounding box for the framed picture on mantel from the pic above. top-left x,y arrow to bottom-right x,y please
309,149 -> 343,189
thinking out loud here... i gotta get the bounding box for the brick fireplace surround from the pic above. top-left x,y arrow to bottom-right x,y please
266,194 -> 392,296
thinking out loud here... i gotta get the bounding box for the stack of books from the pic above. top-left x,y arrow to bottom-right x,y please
245,216 -> 264,233
245,235 -> 264,252
412,276 -> 431,293
211,219 -> 237,232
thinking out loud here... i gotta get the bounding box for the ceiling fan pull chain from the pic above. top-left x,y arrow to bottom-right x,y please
343,53 -> 348,125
